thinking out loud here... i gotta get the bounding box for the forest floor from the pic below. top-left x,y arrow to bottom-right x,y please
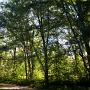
0,83 -> 38,90
0,83 -> 90,90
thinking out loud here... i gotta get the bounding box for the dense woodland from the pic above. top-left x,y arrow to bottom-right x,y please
0,0 -> 90,89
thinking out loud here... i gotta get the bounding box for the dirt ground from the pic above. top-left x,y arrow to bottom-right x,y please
0,83 -> 37,90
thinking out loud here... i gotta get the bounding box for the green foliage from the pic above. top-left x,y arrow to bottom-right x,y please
0,0 -> 90,88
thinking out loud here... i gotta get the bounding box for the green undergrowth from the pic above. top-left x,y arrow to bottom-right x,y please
1,77 -> 90,90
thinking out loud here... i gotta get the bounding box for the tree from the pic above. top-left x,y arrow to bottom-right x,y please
57,0 -> 90,78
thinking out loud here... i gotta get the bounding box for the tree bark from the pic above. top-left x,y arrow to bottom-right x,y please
24,46 -> 28,80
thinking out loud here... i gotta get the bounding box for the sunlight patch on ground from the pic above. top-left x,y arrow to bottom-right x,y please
0,87 -> 31,89
0,83 -> 33,90
0,87 -> 29,89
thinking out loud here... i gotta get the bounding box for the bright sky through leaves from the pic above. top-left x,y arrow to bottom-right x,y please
0,0 -> 3,2
0,0 -> 7,2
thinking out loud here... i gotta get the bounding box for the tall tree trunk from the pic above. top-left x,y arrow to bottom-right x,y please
26,46 -> 31,79
24,46 -> 28,80
40,28 -> 49,87
37,2 -> 49,86
13,47 -> 16,67
31,52 -> 34,80
27,54 -> 31,79
44,46 -> 48,87
40,27 -> 48,87
41,33 -> 49,87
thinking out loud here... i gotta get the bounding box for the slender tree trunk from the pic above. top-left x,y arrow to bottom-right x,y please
24,46 -> 28,80
84,39 -> 90,78
40,27 -> 49,87
37,2 -> 49,86
31,52 -> 34,80
26,47 -> 31,79
13,47 -> 16,67
44,49 -> 48,87
42,36 -> 49,87
27,55 -> 31,79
